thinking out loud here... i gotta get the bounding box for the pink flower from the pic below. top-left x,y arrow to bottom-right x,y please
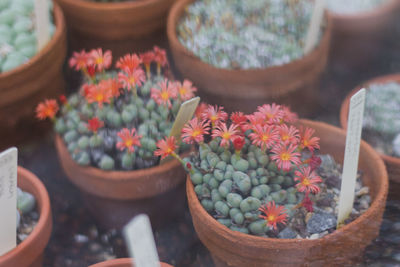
202,105 -> 228,127
299,127 -> 320,152
294,166 -> 322,194
69,50 -> 93,71
248,124 -> 279,150
153,46 -> 168,67
230,112 -> 248,132
271,143 -> 301,171
86,84 -> 113,108
255,103 -> 284,124
175,80 -> 197,101
259,201 -> 288,230
181,117 -> 210,145
281,105 -> 298,123
154,136 -> 177,159
91,48 -> 112,72
118,68 -> 146,91
116,128 -> 142,153
277,124 -> 299,145
244,113 -> 265,131
98,78 -> 122,98
211,123 -> 239,147
116,54 -> 142,72
140,51 -> 155,66
150,79 -> 178,108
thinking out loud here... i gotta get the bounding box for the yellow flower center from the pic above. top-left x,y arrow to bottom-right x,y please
210,115 -> 218,122
267,214 -> 276,222
96,57 -> 103,65
261,134 -> 269,142
96,94 -> 104,102
280,152 -> 290,161
179,87 -> 186,95
161,91 -> 169,100
191,129 -> 201,137
222,132 -> 231,140
303,139 -> 309,147
129,76 -> 136,84
282,134 -> 289,141
302,178 -> 311,186
166,148 -> 173,154
45,108 -> 53,117
125,139 -> 133,148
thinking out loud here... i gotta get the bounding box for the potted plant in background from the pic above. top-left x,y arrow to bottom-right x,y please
167,0 -> 332,116
54,0 -> 176,59
0,166 -> 52,267
36,47 -> 199,229
325,0 -> 400,69
163,103 -> 388,266
89,258 -> 173,267
340,73 -> 400,198
0,1 -> 67,150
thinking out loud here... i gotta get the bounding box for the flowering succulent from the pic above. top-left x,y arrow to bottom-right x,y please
173,103 -> 323,235
36,47 -> 198,171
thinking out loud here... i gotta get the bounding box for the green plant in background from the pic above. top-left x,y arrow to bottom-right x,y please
0,0 -> 55,73
177,0 -> 320,69
36,47 -> 197,171
17,187 -> 36,229
326,0 -> 388,14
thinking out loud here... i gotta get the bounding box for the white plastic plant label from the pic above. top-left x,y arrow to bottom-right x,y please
123,214 -> 160,267
0,147 -> 18,255
337,89 -> 366,227
169,96 -> 200,140
34,0 -> 51,50
304,0 -> 325,54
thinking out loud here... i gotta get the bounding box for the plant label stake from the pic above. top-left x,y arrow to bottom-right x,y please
337,89 -> 366,227
304,0 -> 325,54
34,0 -> 51,50
169,96 -> 200,140
123,214 -> 160,267
0,147 -> 18,255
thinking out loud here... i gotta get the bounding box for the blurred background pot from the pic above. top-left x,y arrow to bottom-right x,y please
0,4 -> 66,150
0,167 -> 52,267
167,0 -> 332,116
55,135 -> 186,230
187,120 -> 388,266
89,258 -> 173,267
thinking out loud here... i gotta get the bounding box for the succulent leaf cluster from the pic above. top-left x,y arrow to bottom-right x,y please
173,103 -> 324,236
36,47 -> 197,171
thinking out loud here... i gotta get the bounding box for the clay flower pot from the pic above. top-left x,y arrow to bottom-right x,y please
0,167 -> 52,267
55,135 -> 186,230
328,0 -> 400,69
187,120 -> 388,266
0,3 -> 67,150
167,0 -> 332,116
55,0 -> 176,58
89,258 -> 173,267
340,73 -> 400,195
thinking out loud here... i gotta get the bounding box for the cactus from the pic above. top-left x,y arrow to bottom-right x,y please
17,187 -> 36,229
36,47 -> 197,171
174,103 -> 324,236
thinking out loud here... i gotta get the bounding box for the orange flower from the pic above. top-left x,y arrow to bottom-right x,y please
81,83 -> 95,97
299,127 -> 320,152
181,117 -> 210,145
271,143 -> 301,171
86,84 -> 113,108
175,80 -> 197,101
211,123 -> 239,147
36,99 -> 59,120
69,50 -> 92,71
118,68 -> 146,91
98,78 -> 122,98
153,46 -> 167,67
91,48 -> 112,72
248,124 -> 279,150
201,105 -> 228,127
154,136 -> 177,159
259,201 -> 288,230
116,128 -> 142,153
277,124 -> 299,145
150,79 -> 178,108
87,117 -> 104,133
294,166 -> 322,194
255,103 -> 284,124
116,54 -> 142,72
139,51 -> 155,66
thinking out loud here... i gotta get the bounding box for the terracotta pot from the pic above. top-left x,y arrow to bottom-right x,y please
167,0 -> 332,116
328,0 -> 400,69
340,73 -> 400,195
55,0 -> 176,59
187,119 -> 388,266
0,167 -> 52,267
55,135 -> 186,230
0,3 -> 67,150
89,258 -> 173,267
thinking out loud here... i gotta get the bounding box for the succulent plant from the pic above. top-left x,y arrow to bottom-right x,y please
326,0 -> 387,14
17,187 -> 36,229
177,0 -> 319,69
0,0 -> 55,73
160,103 -> 325,236
36,47 -> 198,171
362,82 -> 400,157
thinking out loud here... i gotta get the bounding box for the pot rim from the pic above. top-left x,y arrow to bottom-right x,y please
89,257 -> 173,267
167,0 -> 333,75
0,3 -> 65,79
55,0 -> 171,10
0,166 -> 52,264
327,0 -> 400,21
339,73 -> 400,167
187,119 -> 388,247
